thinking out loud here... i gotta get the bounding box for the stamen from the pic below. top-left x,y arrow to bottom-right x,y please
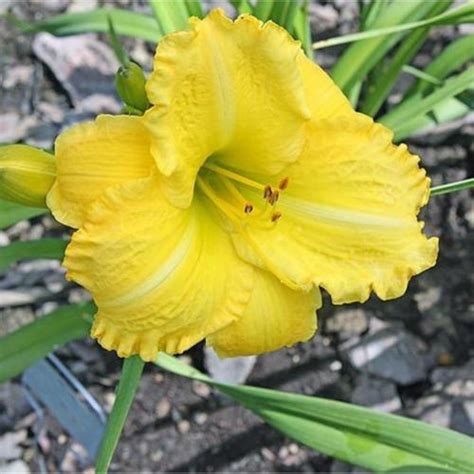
263,185 -> 273,200
244,203 -> 254,214
271,212 -> 282,222
204,162 -> 266,191
279,177 -> 289,191
196,177 -> 241,225
268,190 -> 279,205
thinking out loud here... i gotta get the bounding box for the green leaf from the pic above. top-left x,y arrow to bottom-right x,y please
95,356 -> 145,474
359,0 -> 452,116
107,15 -> 130,66
0,238 -> 67,273
0,199 -> 47,230
155,353 -> 474,473
316,2 -> 474,51
380,66 -> 474,140
230,0 -> 254,15
8,8 -> 162,42
149,0 -> 190,34
406,35 -> 474,97
254,0 -> 274,21
184,0 -> 204,18
329,0 -> 440,94
0,302 -> 95,383
431,178 -> 474,196
293,1 -> 313,58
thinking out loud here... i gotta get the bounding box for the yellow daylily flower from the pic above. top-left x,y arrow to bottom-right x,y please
41,9 -> 437,360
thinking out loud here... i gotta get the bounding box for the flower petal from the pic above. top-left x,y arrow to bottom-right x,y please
232,114 -> 438,304
64,176 -> 254,361
47,115 -> 154,228
143,9 -> 310,208
207,268 -> 320,357
298,53 -> 353,121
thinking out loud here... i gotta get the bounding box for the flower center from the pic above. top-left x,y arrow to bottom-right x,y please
197,161 -> 289,231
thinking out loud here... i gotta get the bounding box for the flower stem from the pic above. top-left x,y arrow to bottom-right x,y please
431,178 -> 474,196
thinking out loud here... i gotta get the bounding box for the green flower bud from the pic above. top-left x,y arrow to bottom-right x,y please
0,145 -> 56,208
115,62 -> 150,114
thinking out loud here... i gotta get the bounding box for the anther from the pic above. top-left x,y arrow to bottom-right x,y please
263,185 -> 273,200
271,212 -> 282,222
244,203 -> 254,214
279,177 -> 289,191
268,190 -> 279,205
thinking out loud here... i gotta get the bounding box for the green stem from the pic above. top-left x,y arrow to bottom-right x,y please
95,355 -> 145,474
431,178 -> 474,196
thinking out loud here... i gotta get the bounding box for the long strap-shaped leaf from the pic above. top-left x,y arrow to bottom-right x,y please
0,198 -> 46,230
0,302 -> 95,383
0,238 -> 67,272
155,353 -> 474,473
380,66 -> 474,140
7,8 -> 163,42
95,355 -> 145,474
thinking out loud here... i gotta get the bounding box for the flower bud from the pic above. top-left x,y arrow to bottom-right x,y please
115,62 -> 149,113
0,145 -> 56,208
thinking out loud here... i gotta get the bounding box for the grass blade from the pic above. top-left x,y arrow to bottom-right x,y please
0,238 -> 67,273
431,178 -> 474,196
359,0 -> 452,116
184,0 -> 203,18
254,0 -> 274,21
0,302 -> 94,383
0,199 -> 46,230
149,0 -> 190,34
155,353 -> 474,472
293,1 -> 313,58
95,356 -> 145,474
380,66 -> 474,139
230,0 -> 254,15
315,2 -> 474,51
329,0 -> 438,93
8,8 -> 162,42
406,35 -> 474,98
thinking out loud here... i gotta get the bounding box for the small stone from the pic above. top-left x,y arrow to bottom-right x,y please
193,412 -> 207,425
342,326 -> 434,385
103,392 -> 116,413
150,449 -> 163,463
261,447 -> 276,462
0,430 -> 27,461
192,380 -> 211,398
352,376 -> 402,413
155,398 -> 171,419
414,287 -> 442,312
177,420 -> 191,434
0,460 -> 30,474
153,373 -> 164,384
204,347 -> 256,384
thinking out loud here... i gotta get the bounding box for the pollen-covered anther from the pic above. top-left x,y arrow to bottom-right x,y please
278,177 -> 289,191
271,212 -> 282,222
268,190 -> 279,205
244,203 -> 254,214
263,185 -> 273,200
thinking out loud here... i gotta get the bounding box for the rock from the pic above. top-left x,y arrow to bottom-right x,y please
351,375 -> 401,413
204,347 -> 256,384
407,359 -> 474,435
32,33 -> 121,114
0,430 -> 27,461
0,460 -> 30,474
0,289 -> 48,308
342,326 -> 435,385
326,309 -> 369,341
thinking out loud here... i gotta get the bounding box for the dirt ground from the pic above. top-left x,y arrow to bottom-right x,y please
0,1 -> 473,472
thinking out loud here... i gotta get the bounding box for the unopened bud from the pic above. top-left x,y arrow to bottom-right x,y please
0,145 -> 56,208
115,62 -> 149,113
